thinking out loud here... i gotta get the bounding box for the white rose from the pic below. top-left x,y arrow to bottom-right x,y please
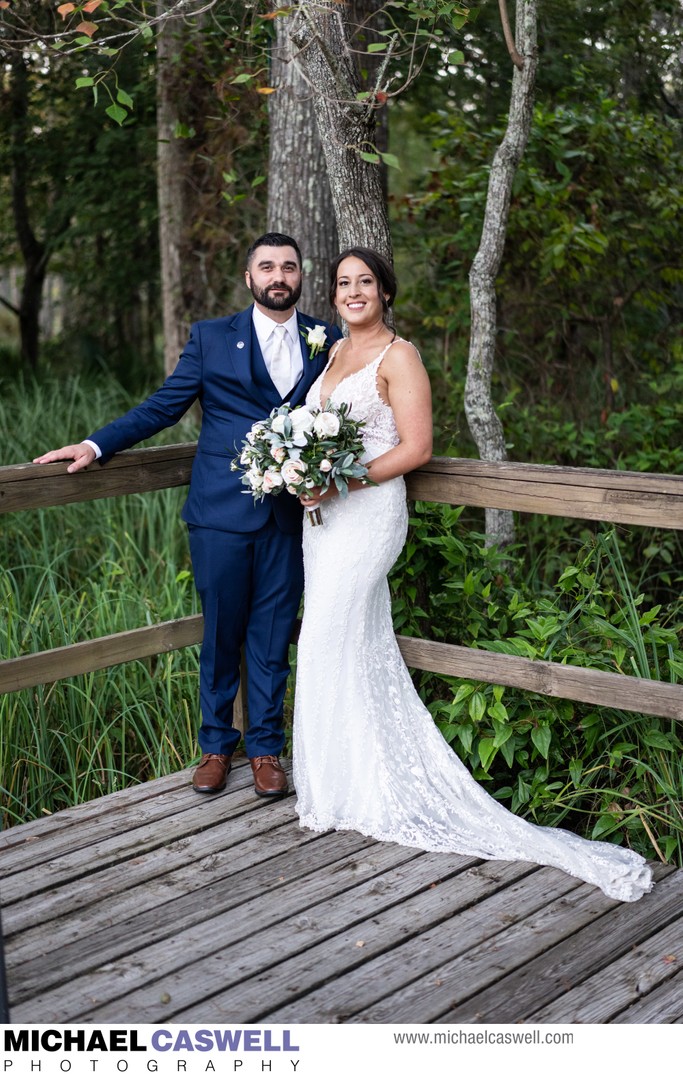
313,411 -> 341,438
262,469 -> 284,493
319,458 -> 333,472
248,471 -> 264,491
289,407 -> 315,446
271,414 -> 288,435
306,324 -> 327,349
272,446 -> 286,463
281,458 -> 308,486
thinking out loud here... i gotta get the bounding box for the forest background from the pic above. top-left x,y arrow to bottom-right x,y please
1,1 -> 682,866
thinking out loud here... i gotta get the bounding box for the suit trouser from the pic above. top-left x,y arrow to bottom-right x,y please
188,516 -> 304,758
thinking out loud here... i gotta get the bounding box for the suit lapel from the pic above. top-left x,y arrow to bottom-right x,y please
225,306 -> 278,411
225,307 -> 332,411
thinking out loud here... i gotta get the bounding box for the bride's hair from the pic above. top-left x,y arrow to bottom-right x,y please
329,247 -> 398,326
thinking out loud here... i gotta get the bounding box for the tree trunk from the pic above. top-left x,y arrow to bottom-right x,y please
288,0 -> 392,260
464,0 -> 538,547
156,5 -> 209,376
267,5 -> 338,320
8,55 -> 48,370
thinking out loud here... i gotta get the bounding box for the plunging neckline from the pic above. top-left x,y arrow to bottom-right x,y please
318,338 -> 397,407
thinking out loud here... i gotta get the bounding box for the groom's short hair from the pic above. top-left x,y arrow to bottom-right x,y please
246,232 -> 302,270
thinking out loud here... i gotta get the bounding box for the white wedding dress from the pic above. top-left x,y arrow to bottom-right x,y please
293,340 -> 653,902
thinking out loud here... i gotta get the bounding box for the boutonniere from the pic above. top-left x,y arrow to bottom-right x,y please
301,323 -> 328,360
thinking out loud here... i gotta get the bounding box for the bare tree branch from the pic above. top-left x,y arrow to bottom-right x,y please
498,0 -> 524,70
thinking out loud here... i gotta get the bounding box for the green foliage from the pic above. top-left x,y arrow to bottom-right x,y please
0,3 -> 272,381
0,34 -> 160,380
390,503 -> 683,863
395,89 -> 683,441
392,2 -> 683,468
503,353 -> 683,607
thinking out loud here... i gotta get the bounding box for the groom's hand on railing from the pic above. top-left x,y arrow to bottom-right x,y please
32,443 -> 97,474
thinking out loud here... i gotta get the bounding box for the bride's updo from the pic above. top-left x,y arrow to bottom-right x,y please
329,247 -> 398,327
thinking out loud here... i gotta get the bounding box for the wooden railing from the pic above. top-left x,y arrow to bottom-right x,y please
1,444 -> 683,721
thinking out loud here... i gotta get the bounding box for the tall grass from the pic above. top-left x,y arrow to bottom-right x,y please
1,375 -> 201,827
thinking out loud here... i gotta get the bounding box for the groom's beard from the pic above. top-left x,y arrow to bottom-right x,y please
249,279 -> 302,311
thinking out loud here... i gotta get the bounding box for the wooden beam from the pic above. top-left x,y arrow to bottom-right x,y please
0,444 -> 196,515
0,614 -> 258,734
3,448 -> 683,528
1,614 -> 680,722
396,635 -> 683,721
0,616 -> 203,694
405,457 -> 683,529
2,448 -> 681,725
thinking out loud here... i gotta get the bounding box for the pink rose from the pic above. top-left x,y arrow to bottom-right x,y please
262,469 -> 284,493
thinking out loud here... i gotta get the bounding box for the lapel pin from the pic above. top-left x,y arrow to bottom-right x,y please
237,340 -> 245,349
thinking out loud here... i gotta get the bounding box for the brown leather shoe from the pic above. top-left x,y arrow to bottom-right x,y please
192,753 -> 232,793
250,755 -> 288,798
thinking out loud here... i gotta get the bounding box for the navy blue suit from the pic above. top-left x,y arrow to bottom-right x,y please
90,305 -> 340,758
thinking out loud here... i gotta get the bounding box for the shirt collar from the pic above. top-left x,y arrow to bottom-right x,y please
252,305 -> 298,346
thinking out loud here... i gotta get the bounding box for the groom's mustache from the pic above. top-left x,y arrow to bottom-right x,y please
267,282 -> 292,294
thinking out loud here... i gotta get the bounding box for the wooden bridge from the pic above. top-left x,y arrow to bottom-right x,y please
2,760 -> 682,1024
1,446 -> 683,1023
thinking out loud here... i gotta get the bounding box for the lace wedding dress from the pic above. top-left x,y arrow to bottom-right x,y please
293,340 -> 653,902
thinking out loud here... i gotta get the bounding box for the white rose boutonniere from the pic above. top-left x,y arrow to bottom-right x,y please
302,323 -> 328,360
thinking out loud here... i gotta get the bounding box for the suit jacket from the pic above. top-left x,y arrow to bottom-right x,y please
91,305 -> 341,535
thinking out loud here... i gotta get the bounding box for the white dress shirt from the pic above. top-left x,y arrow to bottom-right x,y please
252,305 -> 303,396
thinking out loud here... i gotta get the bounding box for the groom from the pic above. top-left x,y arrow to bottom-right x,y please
33,233 -> 340,799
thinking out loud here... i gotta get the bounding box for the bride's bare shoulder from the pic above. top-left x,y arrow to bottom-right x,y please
383,338 -> 426,377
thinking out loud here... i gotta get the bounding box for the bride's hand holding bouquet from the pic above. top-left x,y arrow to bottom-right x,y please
233,401 -> 373,525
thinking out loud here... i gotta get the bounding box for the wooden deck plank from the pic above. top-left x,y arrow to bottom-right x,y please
0,768 -> 209,867
8,824 -> 400,1008
0,769 -> 190,848
610,968 -> 683,1024
1,764 -> 262,890
338,874 -> 606,1023
429,865 -> 681,1024
8,839 -> 425,1019
68,854 -> 487,1024
251,864 -> 575,1024
3,806 -> 334,936
6,816 -> 343,946
529,916 -> 683,1023
2,789 -> 283,910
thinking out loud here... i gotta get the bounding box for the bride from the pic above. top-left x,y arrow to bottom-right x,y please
293,246 -> 652,903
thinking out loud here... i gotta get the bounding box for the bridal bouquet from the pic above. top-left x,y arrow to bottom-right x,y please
232,402 -> 371,525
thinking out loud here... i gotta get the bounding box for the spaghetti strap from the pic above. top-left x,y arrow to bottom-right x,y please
375,338 -> 396,365
375,336 -> 422,369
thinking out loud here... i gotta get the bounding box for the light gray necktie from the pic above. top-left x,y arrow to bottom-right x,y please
269,324 -> 293,397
